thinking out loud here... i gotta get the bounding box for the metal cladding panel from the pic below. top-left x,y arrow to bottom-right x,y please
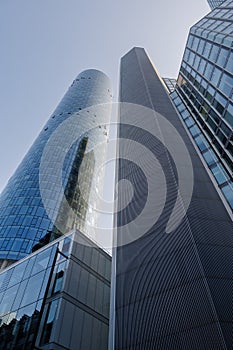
113,47 -> 233,349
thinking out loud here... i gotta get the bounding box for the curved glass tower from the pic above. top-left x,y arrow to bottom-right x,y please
0,69 -> 112,265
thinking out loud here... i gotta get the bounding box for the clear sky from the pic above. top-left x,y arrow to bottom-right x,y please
0,0 -> 210,193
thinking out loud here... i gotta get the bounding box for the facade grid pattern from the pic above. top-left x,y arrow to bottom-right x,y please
0,231 -> 111,349
208,0 -> 226,10
0,70 -> 112,262
173,0 -> 233,210
162,78 -> 177,93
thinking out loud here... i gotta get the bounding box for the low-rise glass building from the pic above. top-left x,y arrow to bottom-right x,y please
0,230 -> 111,349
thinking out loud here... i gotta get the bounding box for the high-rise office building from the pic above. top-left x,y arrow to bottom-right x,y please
0,69 -> 112,266
110,47 -> 233,349
0,230 -> 111,349
171,0 -> 233,211
207,0 -> 225,10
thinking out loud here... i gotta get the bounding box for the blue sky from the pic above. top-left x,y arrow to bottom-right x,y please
0,0 -> 209,192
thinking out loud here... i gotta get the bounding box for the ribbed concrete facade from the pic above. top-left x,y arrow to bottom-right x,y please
111,47 -> 233,349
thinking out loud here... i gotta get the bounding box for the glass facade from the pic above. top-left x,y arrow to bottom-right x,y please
162,77 -> 177,93
0,70 -> 112,263
208,0 -> 226,10
0,230 -> 111,349
111,47 -> 233,349
172,0 -> 233,211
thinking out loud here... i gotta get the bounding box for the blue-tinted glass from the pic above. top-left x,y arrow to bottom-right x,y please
216,48 -> 229,68
180,109 -> 190,119
216,129 -> 227,144
61,236 -> 72,255
187,35 -> 194,48
39,268 -> 51,299
177,104 -> 185,113
203,42 -> 212,58
197,39 -> 205,55
174,2 -> 233,213
8,260 -> 28,287
199,59 -> 206,75
0,70 -> 112,262
185,117 -> 195,127
183,49 -> 190,62
32,246 -> 56,275
213,93 -> 227,114
211,67 -> 222,86
204,62 -> 214,79
189,125 -> 200,136
0,284 -> 19,313
12,279 -> 28,310
225,51 -> 233,73
195,135 -> 209,151
189,52 -> 195,65
205,85 -> 215,102
192,37 -> 200,51
211,164 -> 229,184
16,302 -> 37,320
209,44 -> 220,62
52,261 -> 66,294
220,121 -> 231,137
193,56 -> 201,70
219,73 -> 233,96
40,299 -> 59,345
202,149 -> 218,166
21,271 -> 45,306
224,104 -> 233,127
221,184 -> 233,208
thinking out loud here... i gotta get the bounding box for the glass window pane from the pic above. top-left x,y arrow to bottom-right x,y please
221,184 -> 233,208
202,149 -> 218,166
195,135 -> 208,151
21,271 -> 45,306
211,164 -> 229,185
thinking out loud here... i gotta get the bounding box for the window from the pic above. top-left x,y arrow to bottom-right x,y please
225,51 -> 233,73
52,261 -> 66,294
211,67 -> 222,86
40,299 -> 59,345
209,44 -> 219,62
189,125 -> 200,137
202,149 -> 218,166
21,271 -> 45,306
219,73 -> 233,97
195,135 -> 208,151
211,163 -> 229,185
221,184 -> 233,209
224,104 -> 233,127
216,48 -> 229,68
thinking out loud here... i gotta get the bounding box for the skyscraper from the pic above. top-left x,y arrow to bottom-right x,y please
0,69 -> 112,267
110,47 -> 233,349
207,0 -> 225,10
171,0 -> 233,211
